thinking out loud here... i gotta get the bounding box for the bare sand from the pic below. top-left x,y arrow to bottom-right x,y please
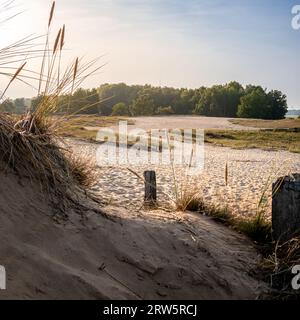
85,116 -> 257,133
0,171 -> 265,299
69,139 -> 300,219
126,116 -> 256,130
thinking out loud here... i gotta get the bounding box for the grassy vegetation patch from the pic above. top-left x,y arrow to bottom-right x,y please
182,196 -> 272,243
57,116 -> 300,154
230,118 -> 300,129
205,130 -> 300,153
180,195 -> 299,299
57,115 -> 134,141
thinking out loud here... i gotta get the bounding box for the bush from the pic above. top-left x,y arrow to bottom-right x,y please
156,106 -> 174,115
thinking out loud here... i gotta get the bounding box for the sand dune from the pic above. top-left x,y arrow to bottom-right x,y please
0,171 -> 266,299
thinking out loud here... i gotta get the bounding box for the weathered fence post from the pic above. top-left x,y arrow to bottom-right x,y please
272,174 -> 300,241
144,170 -> 157,206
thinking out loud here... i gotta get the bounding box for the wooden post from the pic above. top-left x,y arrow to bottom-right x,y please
272,174 -> 300,241
144,170 -> 157,206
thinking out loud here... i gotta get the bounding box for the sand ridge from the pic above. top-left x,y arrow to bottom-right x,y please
0,171 -> 266,299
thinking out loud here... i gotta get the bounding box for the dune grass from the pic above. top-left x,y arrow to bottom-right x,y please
179,193 -> 272,243
205,130 -> 300,153
230,118 -> 300,129
57,115 -> 134,141
0,2 -> 102,203
179,193 -> 299,299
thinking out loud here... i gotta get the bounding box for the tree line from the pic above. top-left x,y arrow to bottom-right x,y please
1,82 -> 288,119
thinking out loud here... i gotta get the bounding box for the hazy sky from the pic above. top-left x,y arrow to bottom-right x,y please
1,0 -> 300,107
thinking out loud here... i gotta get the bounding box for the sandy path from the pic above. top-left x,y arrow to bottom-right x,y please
85,116 -> 257,132
68,139 -> 300,220
128,116 -> 255,130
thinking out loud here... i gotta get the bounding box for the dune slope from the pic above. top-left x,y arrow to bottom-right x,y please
0,172 -> 266,299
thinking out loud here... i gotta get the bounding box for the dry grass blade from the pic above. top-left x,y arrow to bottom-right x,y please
53,28 -> 62,54
57,24 -> 65,85
48,1 -> 55,28
73,57 -> 79,87
261,235 -> 300,299
0,0 -> 23,25
175,189 -> 202,212
67,153 -> 98,188
225,161 -> 228,186
0,62 -> 26,99
38,1 -> 56,94
60,24 -> 65,50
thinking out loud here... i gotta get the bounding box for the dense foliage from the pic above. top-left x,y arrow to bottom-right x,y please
1,82 -> 288,119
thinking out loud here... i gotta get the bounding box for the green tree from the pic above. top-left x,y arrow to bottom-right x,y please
26,82 -> 288,119
173,89 -> 194,114
98,83 -> 140,115
237,87 -> 270,119
83,88 -> 100,114
130,93 -> 155,116
111,102 -> 129,116
194,82 -> 244,117
0,99 -> 15,113
14,98 -> 26,114
195,85 -> 226,117
267,90 -> 287,120
225,81 -> 244,117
